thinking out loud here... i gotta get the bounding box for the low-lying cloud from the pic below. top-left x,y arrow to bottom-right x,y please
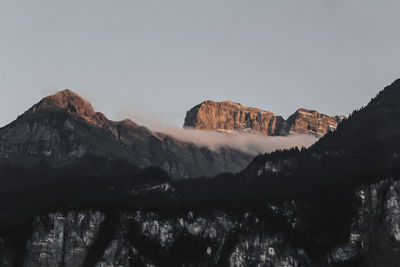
160,128 -> 318,155
117,108 -> 318,155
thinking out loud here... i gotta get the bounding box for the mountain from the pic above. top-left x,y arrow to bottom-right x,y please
285,108 -> 345,137
244,79 -> 400,178
184,100 -> 345,137
0,90 -> 252,179
176,80 -> 400,266
313,79 -> 400,152
1,81 -> 400,267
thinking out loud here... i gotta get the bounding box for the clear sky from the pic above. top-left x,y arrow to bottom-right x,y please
1,1 -> 400,128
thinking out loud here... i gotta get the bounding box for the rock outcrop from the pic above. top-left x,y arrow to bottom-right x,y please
25,89 -> 106,127
327,179 -> 400,266
184,101 -> 286,136
184,100 -> 345,137
0,178 -> 396,266
285,108 -> 346,137
23,211 -> 105,267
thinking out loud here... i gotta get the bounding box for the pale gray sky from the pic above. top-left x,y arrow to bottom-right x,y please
1,0 -> 400,128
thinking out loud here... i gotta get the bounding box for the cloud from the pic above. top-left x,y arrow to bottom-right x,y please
159,127 -> 318,155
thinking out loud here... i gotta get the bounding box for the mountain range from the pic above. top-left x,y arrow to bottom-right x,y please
0,90 -> 337,179
1,80 -> 400,266
0,90 -> 252,179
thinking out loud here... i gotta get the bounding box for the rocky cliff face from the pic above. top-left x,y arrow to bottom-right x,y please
326,179 -> 400,266
285,109 -> 346,137
1,178 -> 398,266
184,101 -> 345,137
184,101 -> 286,136
23,211 -> 104,267
0,90 -> 252,178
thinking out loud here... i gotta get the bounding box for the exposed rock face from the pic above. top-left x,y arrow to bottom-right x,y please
184,101 -> 286,136
285,109 -> 346,137
23,211 -> 104,267
184,100 -> 345,137
229,234 -> 310,267
132,210 -> 236,250
19,210 -> 308,267
7,178 -> 397,266
0,90 -> 252,178
327,179 -> 400,266
95,236 -> 136,267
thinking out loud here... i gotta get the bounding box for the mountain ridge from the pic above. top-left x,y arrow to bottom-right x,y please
0,90 -> 252,178
184,100 -> 345,137
1,80 -> 400,266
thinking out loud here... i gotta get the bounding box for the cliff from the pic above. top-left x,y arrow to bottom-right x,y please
1,179 -> 399,266
184,100 -> 345,137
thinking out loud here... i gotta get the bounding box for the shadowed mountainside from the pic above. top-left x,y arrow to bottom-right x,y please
0,90 -> 252,179
1,81 -> 400,266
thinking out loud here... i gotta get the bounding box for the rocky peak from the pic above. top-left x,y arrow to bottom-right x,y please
184,100 -> 282,136
28,89 -> 95,115
294,108 -> 345,122
286,108 -> 346,137
184,101 -> 345,137
25,89 -> 107,126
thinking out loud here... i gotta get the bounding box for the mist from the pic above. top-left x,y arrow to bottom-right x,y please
117,108 -> 318,155
161,128 -> 317,155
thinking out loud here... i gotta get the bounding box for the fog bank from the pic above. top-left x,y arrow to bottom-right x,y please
160,128 -> 318,155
